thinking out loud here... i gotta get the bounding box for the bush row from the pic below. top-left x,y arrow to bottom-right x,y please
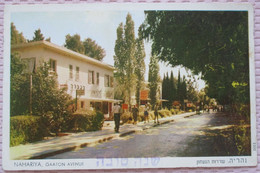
10,111 -> 104,146
10,116 -> 46,147
120,108 -> 173,124
121,106 -> 194,124
65,111 -> 104,132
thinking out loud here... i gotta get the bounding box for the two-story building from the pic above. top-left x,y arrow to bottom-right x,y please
11,40 -> 115,118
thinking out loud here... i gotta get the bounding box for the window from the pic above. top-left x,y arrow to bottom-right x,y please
81,101 -> 84,109
110,76 -> 114,87
96,72 -> 99,85
104,75 -> 109,87
69,65 -> 73,80
88,70 -> 95,84
76,66 -> 79,81
50,59 -> 56,72
105,75 -> 113,87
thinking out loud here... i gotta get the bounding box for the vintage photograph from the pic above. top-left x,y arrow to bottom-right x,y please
3,3 -> 256,170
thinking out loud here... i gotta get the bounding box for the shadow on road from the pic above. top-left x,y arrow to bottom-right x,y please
178,112 -> 251,157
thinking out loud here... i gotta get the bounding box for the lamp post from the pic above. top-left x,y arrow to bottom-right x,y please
28,58 -> 35,116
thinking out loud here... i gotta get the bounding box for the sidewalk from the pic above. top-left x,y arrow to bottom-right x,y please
10,112 -> 196,160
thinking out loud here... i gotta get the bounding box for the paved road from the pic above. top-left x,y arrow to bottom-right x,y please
47,112 -> 239,159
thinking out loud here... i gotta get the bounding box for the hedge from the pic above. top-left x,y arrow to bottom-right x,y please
158,109 -> 172,117
65,111 -> 104,132
121,112 -> 134,124
10,115 -> 46,147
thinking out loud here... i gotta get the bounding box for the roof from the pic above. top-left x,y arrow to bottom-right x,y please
11,40 -> 115,71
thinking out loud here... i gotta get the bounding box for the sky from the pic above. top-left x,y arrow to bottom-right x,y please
11,10 -> 205,91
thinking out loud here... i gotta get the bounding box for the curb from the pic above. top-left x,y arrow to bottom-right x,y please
24,113 -> 195,160
30,146 -> 77,159
27,135 -> 117,160
27,122 -> 166,159
119,130 -> 136,137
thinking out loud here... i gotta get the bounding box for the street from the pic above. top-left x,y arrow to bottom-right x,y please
47,112 -> 249,159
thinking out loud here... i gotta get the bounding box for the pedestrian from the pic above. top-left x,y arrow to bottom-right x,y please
154,103 -> 159,124
112,102 -> 121,133
132,104 -> 139,124
144,104 -> 149,123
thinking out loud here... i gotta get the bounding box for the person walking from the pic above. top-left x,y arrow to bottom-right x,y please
112,103 -> 121,133
144,104 -> 149,123
154,103 -> 159,124
132,104 -> 139,125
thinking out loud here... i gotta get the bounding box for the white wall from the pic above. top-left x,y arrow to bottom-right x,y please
13,46 -> 114,102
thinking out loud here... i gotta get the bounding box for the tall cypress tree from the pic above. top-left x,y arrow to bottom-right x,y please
135,26 -> 146,106
162,73 -> 168,108
148,55 -> 160,108
162,74 -> 166,99
177,70 -> 182,102
114,23 -> 126,101
124,13 -> 136,106
114,13 -> 136,107
170,71 -> 177,105
181,76 -> 187,110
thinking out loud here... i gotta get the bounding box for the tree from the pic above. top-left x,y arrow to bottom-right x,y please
162,72 -> 172,108
10,53 -> 30,116
32,29 -> 44,41
181,76 -> 187,109
134,26 -> 146,106
114,13 -> 136,106
65,34 -> 106,61
142,11 -> 249,108
148,55 -> 160,108
10,53 -> 73,133
169,71 -> 176,104
177,70 -> 182,102
83,38 -> 105,61
64,34 -> 85,54
186,78 -> 199,103
162,74 -> 167,107
28,28 -> 51,42
11,23 -> 26,45
114,23 -> 126,101
31,63 -> 73,133
124,13 -> 136,106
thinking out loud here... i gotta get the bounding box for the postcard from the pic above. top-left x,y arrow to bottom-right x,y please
2,3 -> 257,170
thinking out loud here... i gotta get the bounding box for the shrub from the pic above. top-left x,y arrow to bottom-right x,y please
138,111 -> 154,122
158,109 -> 172,117
121,112 -> 133,124
171,109 -> 184,115
65,111 -> 104,132
233,120 -> 251,155
149,111 -> 155,120
170,109 -> 176,115
10,115 -> 46,147
92,111 -> 105,130
138,112 -> 144,122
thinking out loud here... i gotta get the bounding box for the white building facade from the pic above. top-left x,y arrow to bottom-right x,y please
12,41 -> 115,118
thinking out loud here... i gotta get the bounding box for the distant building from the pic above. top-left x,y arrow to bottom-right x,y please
12,40 -> 116,118
132,81 -> 162,106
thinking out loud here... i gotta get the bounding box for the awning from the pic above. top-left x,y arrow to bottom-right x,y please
160,99 -> 168,102
82,97 -> 122,103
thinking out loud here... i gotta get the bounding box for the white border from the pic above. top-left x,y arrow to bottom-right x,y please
3,3 -> 257,170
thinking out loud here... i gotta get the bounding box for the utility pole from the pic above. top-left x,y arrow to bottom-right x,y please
29,74 -> 32,115
75,90 -> 78,112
